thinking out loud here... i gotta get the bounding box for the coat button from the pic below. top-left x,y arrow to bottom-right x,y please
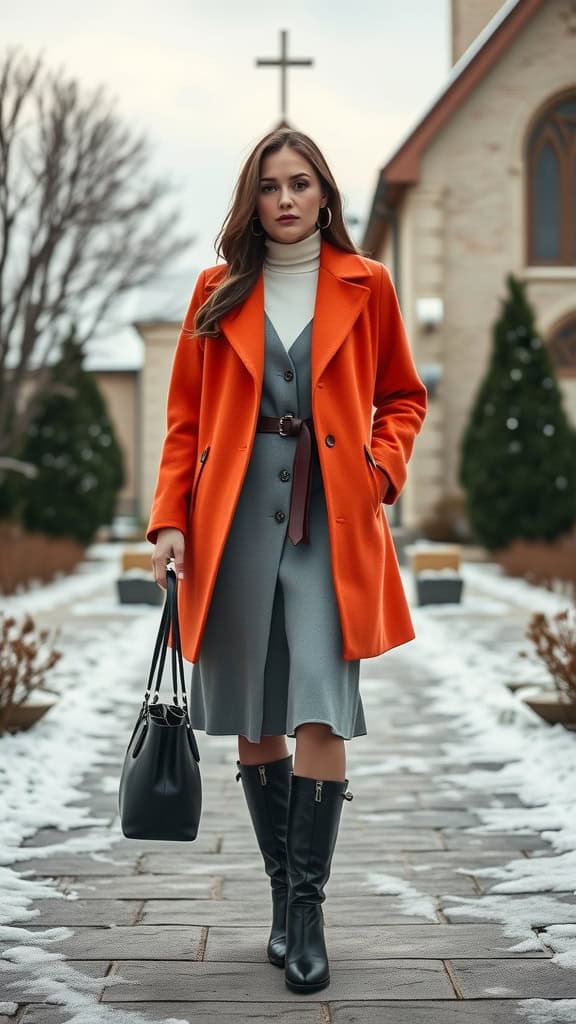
325,434 -> 336,448
275,511 -> 286,523
283,369 -> 294,382
279,469 -> 291,482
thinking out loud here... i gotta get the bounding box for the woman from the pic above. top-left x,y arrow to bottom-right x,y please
148,128 -> 427,993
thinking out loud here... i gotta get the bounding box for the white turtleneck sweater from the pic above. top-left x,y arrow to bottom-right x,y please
263,228 -> 321,352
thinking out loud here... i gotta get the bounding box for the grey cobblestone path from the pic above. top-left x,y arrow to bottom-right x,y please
1,570 -> 576,1023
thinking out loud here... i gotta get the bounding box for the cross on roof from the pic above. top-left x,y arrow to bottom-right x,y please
255,30 -> 314,121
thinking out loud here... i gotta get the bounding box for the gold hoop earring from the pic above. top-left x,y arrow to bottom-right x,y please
316,207 -> 332,230
251,216 -> 265,237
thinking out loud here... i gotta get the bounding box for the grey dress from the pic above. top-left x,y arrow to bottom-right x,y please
189,313 -> 367,743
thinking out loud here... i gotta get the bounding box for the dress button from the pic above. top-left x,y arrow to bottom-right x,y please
279,469 -> 291,482
275,511 -> 286,523
325,434 -> 336,448
283,369 -> 294,382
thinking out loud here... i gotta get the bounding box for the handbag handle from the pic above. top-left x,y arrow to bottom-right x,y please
141,568 -> 200,762
145,567 -> 186,707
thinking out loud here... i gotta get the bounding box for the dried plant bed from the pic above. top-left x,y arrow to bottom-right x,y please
521,692 -> 576,728
0,613 -> 62,735
2,695 -> 60,732
496,535 -> 576,603
519,603 -> 576,728
0,523 -> 84,595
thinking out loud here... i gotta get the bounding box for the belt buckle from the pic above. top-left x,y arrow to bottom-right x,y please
278,414 -> 294,437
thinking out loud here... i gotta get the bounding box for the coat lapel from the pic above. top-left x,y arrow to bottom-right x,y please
214,239 -> 373,387
311,242 -> 372,388
217,271 -> 265,384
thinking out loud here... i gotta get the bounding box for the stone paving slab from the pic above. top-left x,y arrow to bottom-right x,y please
22,826 -> 99,847
138,853 -> 263,875
22,925 -> 205,960
60,874 -> 216,899
217,832 -> 437,852
329,1001 -> 576,1023
100,959 -> 456,1002
203,923 -> 549,961
0,960 -> 109,1004
9,853 -> 140,876
288,871 -> 479,897
224,829 -> 446,851
16,897 -> 141,926
141,896 -> 439,927
357,810 -> 482,827
418,791 -> 525,809
441,830 -> 549,851
19,1003 -> 322,1023
140,849 -> 403,871
449,958 -> 576,997
219,875 -> 469,901
405,849 -> 532,868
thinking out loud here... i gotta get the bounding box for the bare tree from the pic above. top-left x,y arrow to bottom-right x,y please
0,49 -> 191,471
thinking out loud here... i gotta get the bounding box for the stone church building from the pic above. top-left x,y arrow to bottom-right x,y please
362,0 -> 576,529
94,0 -> 576,532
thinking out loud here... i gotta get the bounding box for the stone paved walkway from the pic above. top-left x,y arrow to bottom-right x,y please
2,568 -> 576,1023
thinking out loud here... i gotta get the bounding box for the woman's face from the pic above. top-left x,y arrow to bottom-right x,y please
256,146 -> 327,244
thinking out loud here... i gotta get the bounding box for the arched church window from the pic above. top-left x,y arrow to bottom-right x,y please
526,93 -> 576,266
548,314 -> 576,377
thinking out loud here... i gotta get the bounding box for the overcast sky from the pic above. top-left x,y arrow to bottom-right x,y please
6,1 -> 450,308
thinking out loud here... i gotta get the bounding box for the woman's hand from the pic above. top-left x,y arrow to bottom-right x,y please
152,528 -> 185,590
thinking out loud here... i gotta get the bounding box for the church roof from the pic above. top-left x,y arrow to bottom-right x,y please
362,0 -> 545,254
85,267 -> 200,372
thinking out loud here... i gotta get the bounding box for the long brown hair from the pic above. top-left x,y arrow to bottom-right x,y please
194,128 -> 359,338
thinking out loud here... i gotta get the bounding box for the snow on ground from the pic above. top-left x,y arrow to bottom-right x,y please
0,545 -> 189,1022
1,550 -> 576,1020
367,872 -> 438,920
399,560 -> 576,972
523,1002 -> 576,1023
461,561 -> 571,615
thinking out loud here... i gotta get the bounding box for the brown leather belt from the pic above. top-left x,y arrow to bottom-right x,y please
256,413 -> 313,545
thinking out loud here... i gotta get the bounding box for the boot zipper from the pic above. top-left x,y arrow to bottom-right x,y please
258,765 -> 267,786
315,780 -> 323,802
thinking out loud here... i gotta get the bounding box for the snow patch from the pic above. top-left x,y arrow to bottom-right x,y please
367,872 -> 438,920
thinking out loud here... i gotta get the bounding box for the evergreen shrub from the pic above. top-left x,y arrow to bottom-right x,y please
17,331 -> 125,546
459,274 -> 576,550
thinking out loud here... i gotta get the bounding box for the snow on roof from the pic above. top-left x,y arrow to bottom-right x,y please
83,266 -> 201,373
84,325 -> 144,373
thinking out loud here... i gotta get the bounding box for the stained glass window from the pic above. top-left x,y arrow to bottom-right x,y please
527,95 -> 576,265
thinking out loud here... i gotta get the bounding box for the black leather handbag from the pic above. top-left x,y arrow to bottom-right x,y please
118,567 -> 202,841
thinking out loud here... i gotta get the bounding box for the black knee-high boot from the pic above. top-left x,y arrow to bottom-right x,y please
285,774 -> 353,993
235,755 -> 292,967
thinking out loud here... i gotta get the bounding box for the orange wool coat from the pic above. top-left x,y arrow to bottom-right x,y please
147,239 -> 427,665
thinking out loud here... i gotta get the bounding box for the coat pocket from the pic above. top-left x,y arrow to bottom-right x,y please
191,445 -> 211,510
363,444 -> 382,513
